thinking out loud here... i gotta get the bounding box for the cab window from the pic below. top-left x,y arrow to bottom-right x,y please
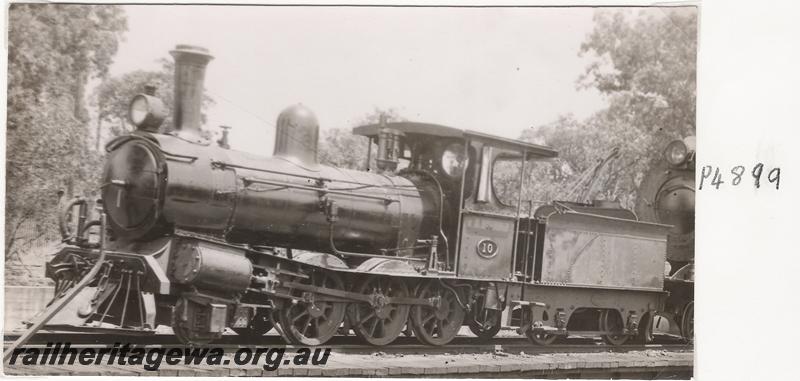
492,157 -> 523,207
440,142 -> 469,178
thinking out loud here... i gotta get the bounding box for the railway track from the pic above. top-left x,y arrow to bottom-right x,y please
4,331 -> 692,355
4,330 -> 693,378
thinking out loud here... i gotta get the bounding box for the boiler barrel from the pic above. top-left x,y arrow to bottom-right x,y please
102,133 -> 438,255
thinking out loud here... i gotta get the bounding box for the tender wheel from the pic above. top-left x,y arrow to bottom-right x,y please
522,309 -> 558,345
468,308 -> 502,341
279,270 -> 346,346
526,330 -> 558,345
680,302 -> 694,343
633,312 -> 654,344
233,311 -> 273,338
410,280 -> 465,346
348,276 -> 410,346
599,310 -> 629,346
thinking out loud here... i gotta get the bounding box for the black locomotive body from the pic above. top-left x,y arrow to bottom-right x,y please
30,45 -> 681,349
636,136 -> 696,341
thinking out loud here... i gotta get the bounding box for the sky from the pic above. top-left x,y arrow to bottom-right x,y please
108,5 -> 615,155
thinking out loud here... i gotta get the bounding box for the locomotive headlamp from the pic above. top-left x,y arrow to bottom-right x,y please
664,139 -> 688,166
128,94 -> 167,131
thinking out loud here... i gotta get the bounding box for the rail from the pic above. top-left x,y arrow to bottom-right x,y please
3,214 -> 109,363
4,332 -> 693,355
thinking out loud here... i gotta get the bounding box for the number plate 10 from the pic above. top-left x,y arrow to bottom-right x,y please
476,239 -> 499,258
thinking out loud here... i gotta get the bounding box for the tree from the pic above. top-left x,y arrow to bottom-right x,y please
318,128 -> 371,170
6,4 -> 127,262
318,108 -> 405,170
7,4 -> 127,130
92,58 -> 216,149
525,8 -> 697,208
578,8 -> 697,138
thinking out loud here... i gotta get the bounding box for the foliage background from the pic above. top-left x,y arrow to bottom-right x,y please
514,8 -> 697,209
6,4 -> 127,285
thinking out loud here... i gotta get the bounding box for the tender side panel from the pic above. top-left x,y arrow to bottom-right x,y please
538,213 -> 668,290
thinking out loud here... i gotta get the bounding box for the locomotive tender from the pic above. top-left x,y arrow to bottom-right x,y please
35,45 -> 673,347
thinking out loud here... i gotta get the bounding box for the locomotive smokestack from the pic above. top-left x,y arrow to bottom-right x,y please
274,104 -> 319,165
170,45 -> 213,133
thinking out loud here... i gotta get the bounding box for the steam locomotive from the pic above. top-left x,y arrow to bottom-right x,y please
636,136 -> 696,341
20,45 -> 678,349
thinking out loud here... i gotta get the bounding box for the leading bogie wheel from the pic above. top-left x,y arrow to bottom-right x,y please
409,280 -> 465,346
173,324 -> 215,347
347,276 -> 410,346
599,310 -> 629,346
233,310 -> 274,338
278,270 -> 346,346
172,298 -> 220,346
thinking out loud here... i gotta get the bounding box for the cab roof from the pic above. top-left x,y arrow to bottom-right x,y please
353,122 -> 558,159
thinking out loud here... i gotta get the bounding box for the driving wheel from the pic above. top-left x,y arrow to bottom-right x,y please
409,280 -> 465,346
348,276 -> 410,346
279,270 -> 346,346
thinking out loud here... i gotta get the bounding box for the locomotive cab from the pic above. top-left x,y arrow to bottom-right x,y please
353,122 -> 559,277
